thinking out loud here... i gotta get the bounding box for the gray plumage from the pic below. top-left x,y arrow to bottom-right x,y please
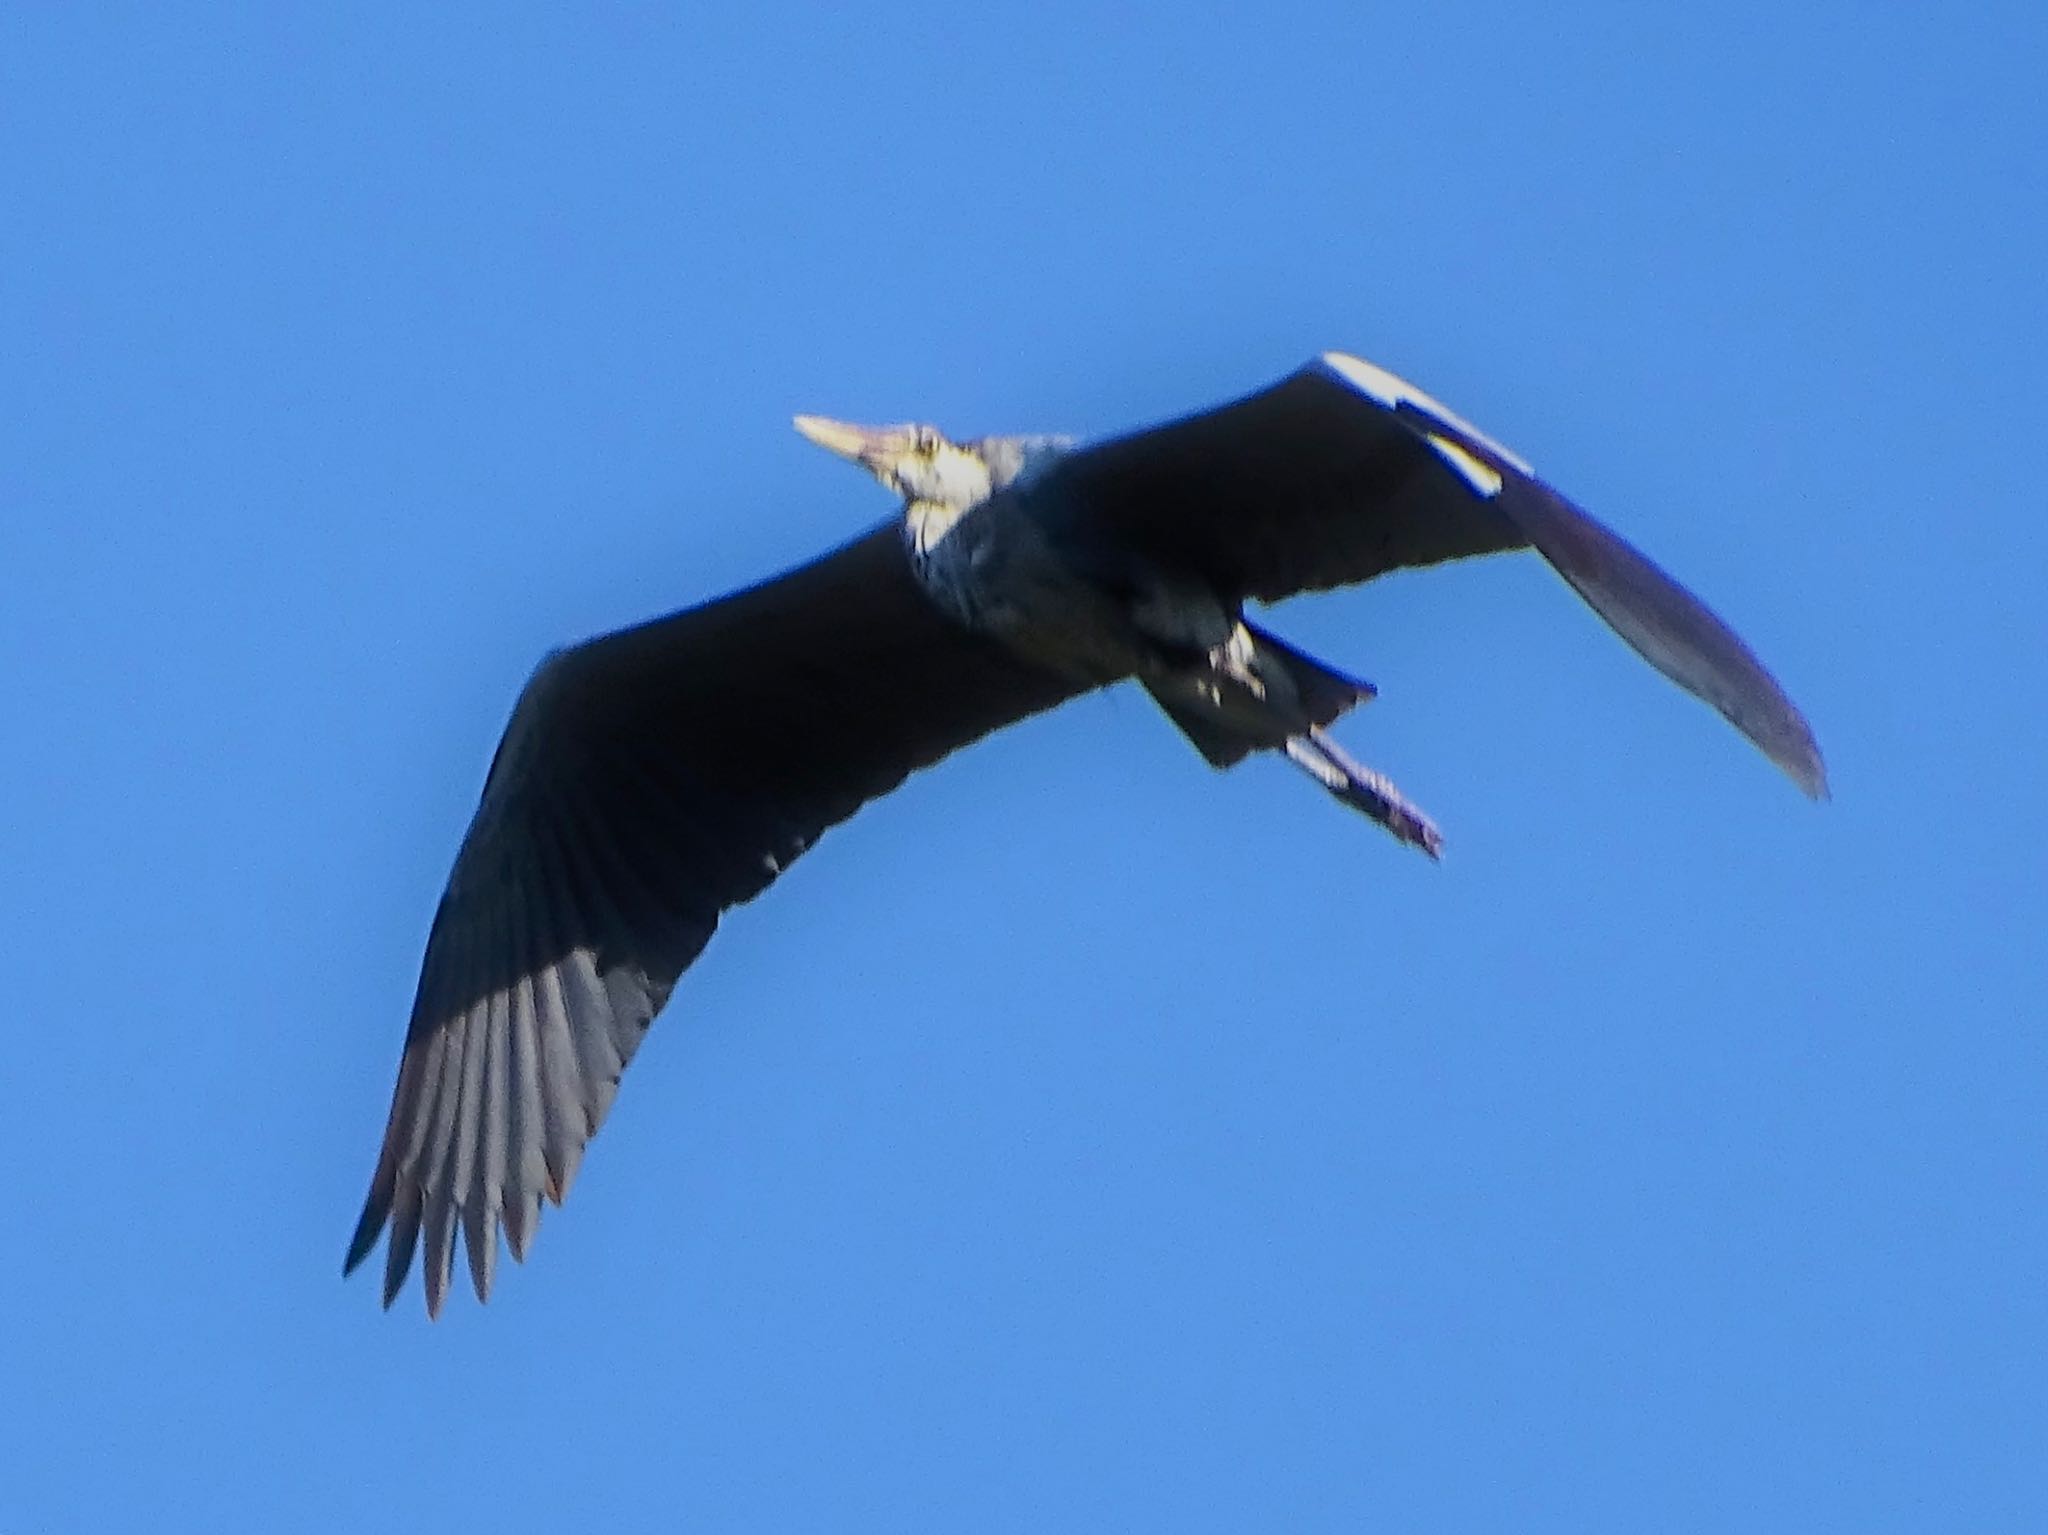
346,351 -> 1825,1314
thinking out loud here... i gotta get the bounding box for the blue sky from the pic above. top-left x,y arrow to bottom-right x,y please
5,3 -> 2043,1529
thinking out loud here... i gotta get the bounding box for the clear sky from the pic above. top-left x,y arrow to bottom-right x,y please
5,3 -> 2043,1530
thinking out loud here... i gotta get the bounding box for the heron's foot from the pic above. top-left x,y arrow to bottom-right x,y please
1282,728 -> 1444,859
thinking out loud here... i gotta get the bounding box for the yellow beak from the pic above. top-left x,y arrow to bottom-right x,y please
793,415 -> 924,469
792,415 -> 877,461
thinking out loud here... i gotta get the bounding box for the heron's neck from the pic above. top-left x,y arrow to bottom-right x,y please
904,497 -> 972,557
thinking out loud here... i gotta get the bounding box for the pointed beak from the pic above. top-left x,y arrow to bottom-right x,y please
793,415 -> 902,467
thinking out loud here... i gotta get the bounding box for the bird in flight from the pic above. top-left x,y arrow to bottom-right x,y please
346,351 -> 1826,1315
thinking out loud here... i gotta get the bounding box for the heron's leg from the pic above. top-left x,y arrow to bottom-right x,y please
1282,728 -> 1443,859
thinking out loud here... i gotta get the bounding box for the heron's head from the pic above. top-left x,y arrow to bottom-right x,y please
793,416 -> 995,511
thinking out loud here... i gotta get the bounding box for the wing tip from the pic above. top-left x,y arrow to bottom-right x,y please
382,1257 -> 411,1313
1776,733 -> 1830,803
342,1191 -> 388,1279
1730,680 -> 1828,804
462,1201 -> 501,1306
348,1167 -> 555,1316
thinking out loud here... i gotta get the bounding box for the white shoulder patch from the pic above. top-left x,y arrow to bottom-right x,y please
1317,351 -> 1536,477
1422,433 -> 1504,497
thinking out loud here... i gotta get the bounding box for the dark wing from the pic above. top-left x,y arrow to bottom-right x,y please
1035,352 -> 1825,796
346,521 -> 1083,1314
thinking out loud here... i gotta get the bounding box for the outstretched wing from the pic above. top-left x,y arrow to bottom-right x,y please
347,521 -> 1082,1314
1035,352 -> 1825,797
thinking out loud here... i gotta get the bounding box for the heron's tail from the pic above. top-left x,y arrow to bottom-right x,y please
1145,623 -> 1440,856
1145,621 -> 1373,767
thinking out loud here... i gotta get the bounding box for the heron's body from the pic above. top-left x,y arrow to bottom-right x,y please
908,487 -> 1123,669
896,429 -> 1445,843
913,467 -> 1212,667
347,352 -> 1827,1314
892,438 -> 1127,670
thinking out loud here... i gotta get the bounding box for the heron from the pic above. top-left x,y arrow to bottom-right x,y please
345,350 -> 1826,1315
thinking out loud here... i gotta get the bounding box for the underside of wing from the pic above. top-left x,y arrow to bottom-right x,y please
1481,471 -> 1827,798
1036,352 -> 1825,796
1033,355 -> 1527,603
347,521 -> 1083,1313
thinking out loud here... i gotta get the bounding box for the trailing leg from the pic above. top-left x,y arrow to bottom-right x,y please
1282,727 -> 1442,857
